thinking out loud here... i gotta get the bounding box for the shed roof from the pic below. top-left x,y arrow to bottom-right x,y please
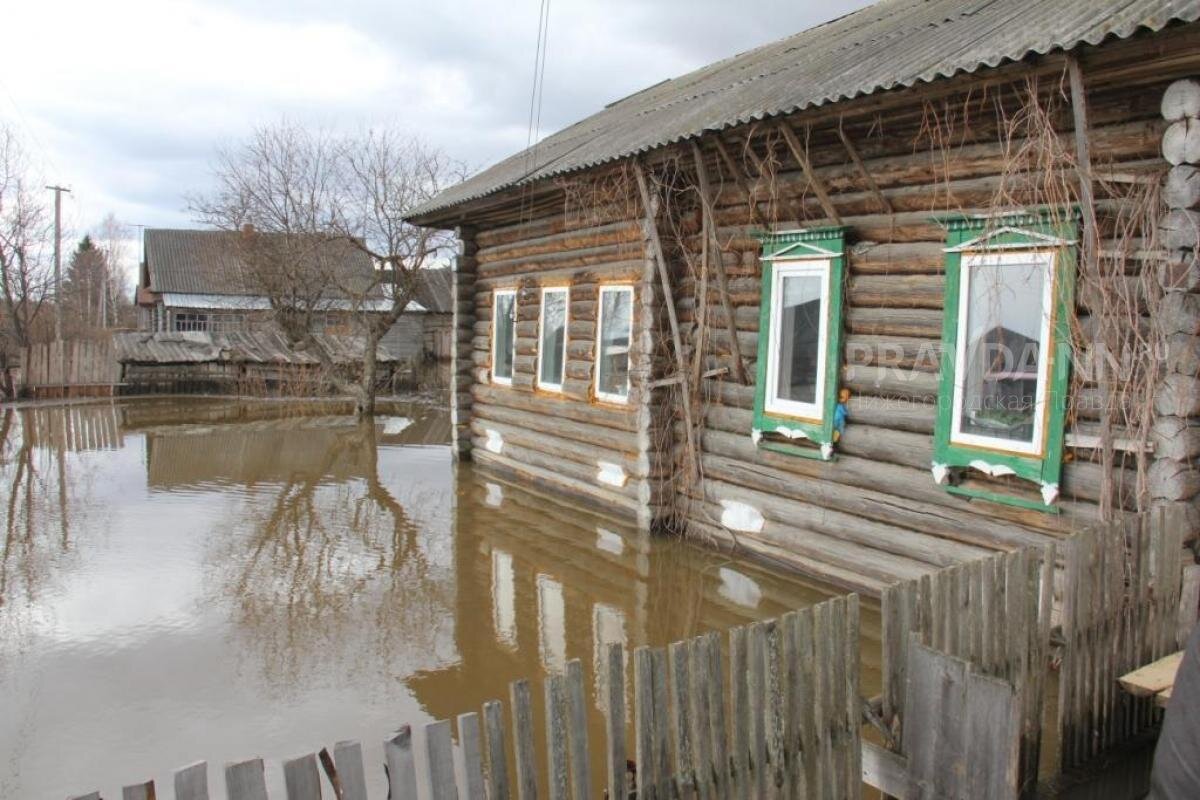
415,268 -> 454,314
409,0 -> 1199,224
143,228 -> 377,297
113,331 -> 399,365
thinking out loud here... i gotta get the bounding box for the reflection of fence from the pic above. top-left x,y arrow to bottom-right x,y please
21,339 -> 121,397
1058,507 -> 1188,770
19,403 -> 124,452
71,595 -> 863,800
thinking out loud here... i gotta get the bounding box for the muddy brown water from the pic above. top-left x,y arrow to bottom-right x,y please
0,397 -> 878,799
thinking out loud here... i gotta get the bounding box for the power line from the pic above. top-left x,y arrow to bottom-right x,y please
521,0 -> 552,222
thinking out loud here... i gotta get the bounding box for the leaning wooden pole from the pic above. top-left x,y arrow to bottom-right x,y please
633,160 -> 700,484
1068,54 -> 1113,518
778,121 -> 843,225
691,140 -> 749,385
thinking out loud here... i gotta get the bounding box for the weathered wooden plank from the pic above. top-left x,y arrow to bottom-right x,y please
483,700 -> 511,800
965,671 -> 1021,800
67,793 -> 101,800
455,713 -> 487,800
703,631 -> 729,800
385,726 -> 420,800
780,613 -> 802,799
283,753 -> 322,800
729,626 -> 750,800
1119,651 -> 1184,697
794,609 -> 817,799
604,643 -> 628,800
1178,564 -> 1200,647
174,761 -> 209,800
564,660 -> 592,800
425,719 -> 460,800
763,620 -> 786,800
844,595 -> 863,799
747,622 -> 768,800
333,741 -> 369,800
545,675 -> 571,800
225,758 -> 269,800
861,742 -> 909,799
122,780 -> 156,800
669,640 -> 696,797
687,634 -> 715,800
635,647 -> 658,800
510,680 -> 539,800
651,647 -> 672,799
904,640 -> 967,800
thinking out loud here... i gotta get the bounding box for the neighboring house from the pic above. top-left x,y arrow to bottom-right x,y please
408,0 -> 1200,591
380,267 -> 454,362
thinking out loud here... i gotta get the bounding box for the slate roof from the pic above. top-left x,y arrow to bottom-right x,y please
415,268 -> 454,314
409,0 -> 1200,223
143,228 -> 376,297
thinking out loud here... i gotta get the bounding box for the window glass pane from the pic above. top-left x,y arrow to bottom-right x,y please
773,274 -> 823,405
494,293 -> 515,380
597,289 -> 632,399
539,290 -> 567,387
959,260 -> 1045,445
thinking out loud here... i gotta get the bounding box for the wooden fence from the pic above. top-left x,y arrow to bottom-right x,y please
1057,507 -> 1189,770
69,594 -> 863,800
879,546 -> 1054,795
21,338 -> 121,397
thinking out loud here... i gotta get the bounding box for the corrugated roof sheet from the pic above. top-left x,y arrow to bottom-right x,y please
144,228 -> 377,297
410,0 -> 1200,222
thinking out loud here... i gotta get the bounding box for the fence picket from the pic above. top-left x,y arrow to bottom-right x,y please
282,753 -> 322,800
333,740 -> 369,800
510,680 -> 538,800
689,635 -> 715,800
225,758 -> 269,800
425,719 -> 459,800
544,673 -> 569,800
703,631 -> 729,800
122,780 -> 155,800
457,712 -> 486,800
483,700 -> 511,800
385,726 -> 419,800
172,761 -> 209,800
603,643 -> 627,800
669,640 -> 695,796
729,626 -> 749,800
564,660 -> 592,800
635,647 -> 658,800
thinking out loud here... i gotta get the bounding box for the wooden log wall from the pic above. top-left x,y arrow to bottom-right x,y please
465,210 -> 671,529
68,594 -> 864,800
661,52 -> 1200,592
451,226 -> 478,459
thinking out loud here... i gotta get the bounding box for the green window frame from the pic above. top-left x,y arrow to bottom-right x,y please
751,227 -> 847,461
932,213 -> 1077,511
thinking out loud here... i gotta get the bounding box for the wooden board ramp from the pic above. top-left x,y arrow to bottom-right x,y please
66,594 -> 864,800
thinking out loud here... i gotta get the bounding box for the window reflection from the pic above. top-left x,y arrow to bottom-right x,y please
492,549 -> 517,650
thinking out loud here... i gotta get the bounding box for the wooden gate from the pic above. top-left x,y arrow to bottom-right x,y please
878,546 -> 1054,797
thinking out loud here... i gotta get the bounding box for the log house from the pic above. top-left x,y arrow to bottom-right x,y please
409,0 -> 1200,594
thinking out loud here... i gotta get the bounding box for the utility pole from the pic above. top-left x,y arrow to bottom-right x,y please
46,184 -> 71,341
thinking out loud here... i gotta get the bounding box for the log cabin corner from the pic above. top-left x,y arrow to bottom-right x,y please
407,0 -> 1200,595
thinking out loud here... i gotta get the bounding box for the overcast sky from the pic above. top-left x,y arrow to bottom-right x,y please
1,0 -> 872,271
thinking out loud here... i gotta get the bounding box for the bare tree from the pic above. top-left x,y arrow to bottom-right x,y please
191,122 -> 463,416
0,125 -> 52,398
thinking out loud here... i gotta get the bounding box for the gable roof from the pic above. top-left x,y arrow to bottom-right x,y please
409,0 -> 1199,224
415,268 -> 453,314
143,228 -> 376,297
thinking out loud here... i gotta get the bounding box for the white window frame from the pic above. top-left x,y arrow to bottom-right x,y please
594,285 -> 634,404
536,286 -> 569,393
949,250 -> 1056,457
491,288 -> 517,386
764,259 -> 831,421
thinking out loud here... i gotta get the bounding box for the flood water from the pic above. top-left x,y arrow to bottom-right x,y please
0,398 -> 864,799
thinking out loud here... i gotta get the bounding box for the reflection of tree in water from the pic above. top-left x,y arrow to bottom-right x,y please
207,420 -> 456,694
0,407 -> 101,642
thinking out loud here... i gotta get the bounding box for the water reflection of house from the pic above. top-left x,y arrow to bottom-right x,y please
406,471 -> 842,729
